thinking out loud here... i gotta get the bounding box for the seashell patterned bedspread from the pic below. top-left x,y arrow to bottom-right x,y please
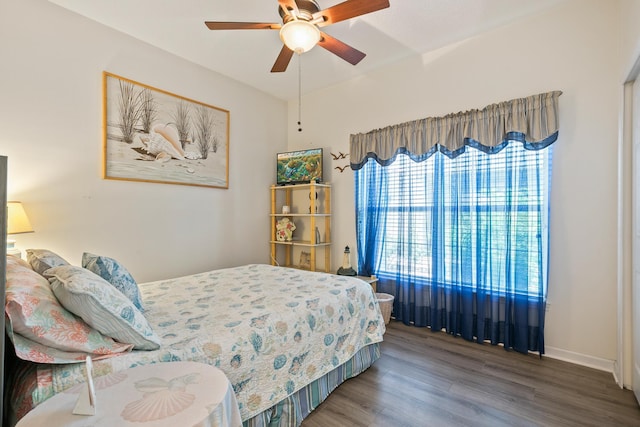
39,264 -> 386,421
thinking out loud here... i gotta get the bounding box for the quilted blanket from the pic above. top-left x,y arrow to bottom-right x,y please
38,264 -> 385,420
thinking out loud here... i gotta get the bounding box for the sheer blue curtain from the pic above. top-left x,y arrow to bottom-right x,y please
351,92 -> 560,354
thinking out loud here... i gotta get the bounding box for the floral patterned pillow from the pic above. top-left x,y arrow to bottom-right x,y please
82,252 -> 144,311
26,249 -> 70,275
46,265 -> 161,351
5,256 -> 133,363
7,254 -> 31,269
8,327 -> 130,364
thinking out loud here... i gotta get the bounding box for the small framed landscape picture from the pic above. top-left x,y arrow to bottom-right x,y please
299,251 -> 311,269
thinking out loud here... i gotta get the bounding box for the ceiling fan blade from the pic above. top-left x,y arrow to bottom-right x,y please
318,31 -> 366,66
278,0 -> 299,17
205,22 -> 281,30
271,45 -> 295,72
314,0 -> 390,27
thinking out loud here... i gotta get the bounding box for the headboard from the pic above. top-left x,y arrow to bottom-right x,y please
1,155 -> 7,425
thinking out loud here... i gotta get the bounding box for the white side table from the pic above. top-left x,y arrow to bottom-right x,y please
17,361 -> 242,427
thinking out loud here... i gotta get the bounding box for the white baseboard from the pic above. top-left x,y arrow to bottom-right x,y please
545,346 -> 615,374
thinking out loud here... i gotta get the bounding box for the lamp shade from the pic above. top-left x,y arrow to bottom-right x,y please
7,201 -> 34,234
279,20 -> 321,54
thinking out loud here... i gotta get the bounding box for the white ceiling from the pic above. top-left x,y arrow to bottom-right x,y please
48,0 -> 568,101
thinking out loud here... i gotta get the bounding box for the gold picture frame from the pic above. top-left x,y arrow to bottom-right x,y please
102,72 -> 230,189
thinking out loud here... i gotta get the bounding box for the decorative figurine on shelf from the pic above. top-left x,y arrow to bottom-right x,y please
337,245 -> 357,276
276,217 -> 296,242
309,190 -> 319,213
299,251 -> 311,269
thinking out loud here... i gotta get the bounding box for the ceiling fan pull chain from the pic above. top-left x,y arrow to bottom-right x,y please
298,53 -> 303,132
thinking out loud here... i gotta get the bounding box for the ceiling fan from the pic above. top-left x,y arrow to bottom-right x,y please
205,0 -> 390,73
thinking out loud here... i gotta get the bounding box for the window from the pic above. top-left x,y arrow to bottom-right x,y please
352,91 -> 559,353
356,143 -> 551,298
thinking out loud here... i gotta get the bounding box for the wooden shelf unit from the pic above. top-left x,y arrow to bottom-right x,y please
270,182 -> 331,272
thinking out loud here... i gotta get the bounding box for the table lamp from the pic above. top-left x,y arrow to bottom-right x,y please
7,201 -> 34,256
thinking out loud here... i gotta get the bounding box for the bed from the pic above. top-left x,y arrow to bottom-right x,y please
4,254 -> 385,426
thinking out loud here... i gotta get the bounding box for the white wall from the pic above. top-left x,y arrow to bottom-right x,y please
1,0 -> 287,282
288,0 -> 623,366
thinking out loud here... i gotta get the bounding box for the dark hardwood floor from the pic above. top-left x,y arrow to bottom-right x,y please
302,321 -> 640,427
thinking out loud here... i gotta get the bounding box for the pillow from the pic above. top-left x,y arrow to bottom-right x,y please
82,252 -> 144,311
45,265 -> 161,351
7,253 -> 31,270
5,256 -> 133,363
26,249 -> 70,275
7,325 -> 131,364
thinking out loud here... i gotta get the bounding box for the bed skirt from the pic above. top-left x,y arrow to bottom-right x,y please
243,342 -> 380,427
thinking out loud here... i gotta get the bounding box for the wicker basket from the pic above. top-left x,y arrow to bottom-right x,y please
375,293 -> 394,325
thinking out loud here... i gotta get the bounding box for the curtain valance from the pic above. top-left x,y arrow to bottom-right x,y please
349,91 -> 562,170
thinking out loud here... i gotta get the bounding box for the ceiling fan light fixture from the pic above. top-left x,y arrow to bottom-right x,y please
279,20 -> 320,54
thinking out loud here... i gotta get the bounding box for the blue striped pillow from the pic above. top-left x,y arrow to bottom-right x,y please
45,265 -> 161,351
